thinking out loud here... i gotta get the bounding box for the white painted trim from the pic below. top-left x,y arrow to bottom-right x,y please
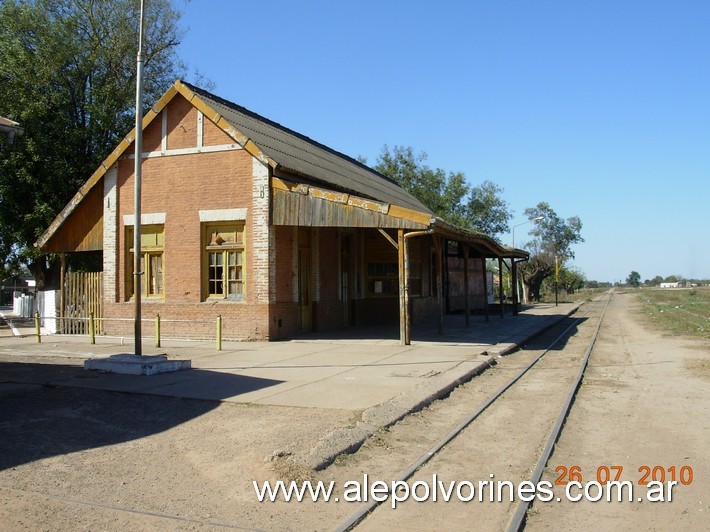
123,213 -> 166,226
197,110 -> 204,148
124,143 -> 242,159
199,208 -> 248,222
161,109 -> 168,152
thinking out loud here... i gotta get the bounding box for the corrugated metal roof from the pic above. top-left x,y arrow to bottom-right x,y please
181,81 -> 433,215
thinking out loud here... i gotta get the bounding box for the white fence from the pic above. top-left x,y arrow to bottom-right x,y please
37,290 -> 59,334
12,292 -> 34,318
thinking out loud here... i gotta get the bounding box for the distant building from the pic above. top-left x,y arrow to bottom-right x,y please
660,282 -> 683,288
0,116 -> 24,144
0,273 -> 33,306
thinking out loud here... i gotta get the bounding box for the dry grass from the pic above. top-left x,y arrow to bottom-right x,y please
635,287 -> 710,340
272,459 -> 316,483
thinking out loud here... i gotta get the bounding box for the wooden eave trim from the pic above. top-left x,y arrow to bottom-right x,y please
35,85 -> 181,250
271,176 -> 433,226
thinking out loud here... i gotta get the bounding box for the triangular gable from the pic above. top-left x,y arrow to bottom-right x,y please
35,80 -> 271,250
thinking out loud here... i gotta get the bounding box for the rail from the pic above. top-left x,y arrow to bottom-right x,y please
335,290 -> 613,531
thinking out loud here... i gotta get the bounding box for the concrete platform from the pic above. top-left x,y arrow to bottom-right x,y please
0,301 -> 586,468
83,353 -> 191,375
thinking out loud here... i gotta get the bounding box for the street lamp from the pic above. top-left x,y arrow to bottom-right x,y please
512,215 -> 544,248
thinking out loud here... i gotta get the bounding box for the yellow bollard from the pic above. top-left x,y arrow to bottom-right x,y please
89,312 -> 95,344
216,315 -> 222,351
155,313 -> 161,348
34,311 -> 41,343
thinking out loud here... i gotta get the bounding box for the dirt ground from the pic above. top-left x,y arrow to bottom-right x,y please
527,292 -> 709,530
0,292 -> 707,530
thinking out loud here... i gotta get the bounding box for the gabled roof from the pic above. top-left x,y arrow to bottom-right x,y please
181,81 -> 432,214
35,80 -> 526,259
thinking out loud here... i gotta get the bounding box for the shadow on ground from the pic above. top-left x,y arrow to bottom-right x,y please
0,362 -> 282,470
295,309 -> 573,345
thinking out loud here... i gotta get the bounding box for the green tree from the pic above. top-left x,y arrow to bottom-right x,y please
0,0 -> 186,287
465,180 -> 512,239
374,145 -> 512,238
520,202 -> 584,302
626,271 -> 641,287
558,265 -> 586,294
374,145 -> 470,226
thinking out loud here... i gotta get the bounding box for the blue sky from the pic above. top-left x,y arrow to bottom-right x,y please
173,0 -> 709,283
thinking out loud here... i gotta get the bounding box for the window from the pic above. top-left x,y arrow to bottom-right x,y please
204,224 -> 245,300
365,262 -> 421,297
126,225 -> 164,298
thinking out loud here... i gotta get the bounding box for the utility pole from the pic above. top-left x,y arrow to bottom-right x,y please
133,0 -> 146,356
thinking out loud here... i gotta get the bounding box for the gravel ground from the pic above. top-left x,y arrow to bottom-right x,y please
1,292 -> 707,530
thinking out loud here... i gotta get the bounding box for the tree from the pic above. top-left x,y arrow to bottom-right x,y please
0,0 -> 186,287
374,145 -> 470,226
626,271 -> 641,287
465,180 -> 512,239
558,265 -> 586,294
520,202 -> 584,302
373,145 -> 512,238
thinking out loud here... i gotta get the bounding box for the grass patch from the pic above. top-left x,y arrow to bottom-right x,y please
635,287 -> 710,340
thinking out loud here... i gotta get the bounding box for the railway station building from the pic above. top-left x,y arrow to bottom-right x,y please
36,80 -> 528,343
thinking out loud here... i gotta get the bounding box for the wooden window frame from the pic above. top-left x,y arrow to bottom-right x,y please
126,224 -> 165,300
202,222 -> 246,301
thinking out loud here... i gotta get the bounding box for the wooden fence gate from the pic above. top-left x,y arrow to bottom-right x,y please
62,271 -> 103,334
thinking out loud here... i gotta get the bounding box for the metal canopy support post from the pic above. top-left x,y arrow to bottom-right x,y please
498,257 -> 504,318
398,229 -> 406,346
481,257 -> 490,322
133,0 -> 146,356
511,259 -> 519,316
463,243 -> 470,328
433,236 -> 444,335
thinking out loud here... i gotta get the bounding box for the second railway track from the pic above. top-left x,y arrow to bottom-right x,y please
332,291 -> 613,531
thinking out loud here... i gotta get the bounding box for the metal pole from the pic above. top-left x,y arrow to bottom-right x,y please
397,230 -> 406,345
34,311 -> 41,343
555,255 -> 559,306
155,313 -> 161,348
89,312 -> 95,344
216,315 -> 222,351
481,257 -> 489,322
512,260 -> 519,316
498,257 -> 504,318
133,0 -> 146,356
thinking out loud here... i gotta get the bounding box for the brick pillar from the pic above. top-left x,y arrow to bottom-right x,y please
103,165 -> 118,303
251,157 -> 272,304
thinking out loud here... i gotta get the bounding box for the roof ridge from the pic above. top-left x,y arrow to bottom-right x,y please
179,80 -> 400,187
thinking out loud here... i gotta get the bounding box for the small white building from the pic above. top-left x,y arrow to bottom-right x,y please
660,282 -> 683,288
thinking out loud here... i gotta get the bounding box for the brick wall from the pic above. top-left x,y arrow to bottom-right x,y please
104,95 -> 274,340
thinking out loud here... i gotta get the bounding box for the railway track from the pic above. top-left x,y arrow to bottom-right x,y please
335,291 -> 613,531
